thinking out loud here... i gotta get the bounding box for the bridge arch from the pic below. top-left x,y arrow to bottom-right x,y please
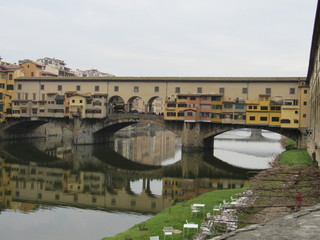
127,96 -> 146,113
202,125 -> 301,149
108,95 -> 125,113
147,96 -> 164,114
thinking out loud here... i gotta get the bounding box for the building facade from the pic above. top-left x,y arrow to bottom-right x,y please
306,1 -> 320,163
0,61 -> 24,121
11,76 -> 309,131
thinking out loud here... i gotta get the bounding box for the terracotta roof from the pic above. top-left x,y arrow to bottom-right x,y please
42,71 -> 58,77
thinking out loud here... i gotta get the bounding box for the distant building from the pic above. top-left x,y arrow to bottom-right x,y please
37,57 -> 75,77
75,68 -> 113,77
19,59 -> 43,77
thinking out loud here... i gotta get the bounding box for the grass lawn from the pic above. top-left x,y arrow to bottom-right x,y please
278,149 -> 313,167
102,188 -> 245,240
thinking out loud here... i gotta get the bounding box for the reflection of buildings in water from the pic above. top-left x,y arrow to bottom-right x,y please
162,177 -> 247,202
114,124 -> 178,165
0,159 -> 173,214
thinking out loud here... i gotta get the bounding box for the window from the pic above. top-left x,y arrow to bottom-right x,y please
111,198 -> 116,205
155,86 -> 159,92
58,85 -> 62,91
95,85 -> 100,92
32,93 -> 36,101
166,112 -> 176,117
72,99 -> 75,103
131,200 -> 136,207
304,101 -> 307,106
167,103 -> 176,107
9,74 -> 13,80
219,88 -> 225,94
25,93 -> 28,100
242,88 -> 247,94
212,96 -> 221,101
212,105 -> 222,109
266,88 -> 271,94
178,96 -> 187,99
17,93 -> 21,100
0,83 -> 5,88
303,114 -> 307,118
18,84 -> 22,90
134,86 -> 139,92
272,117 -> 280,122
79,100 -> 83,103
42,94 -> 45,100
178,104 -> 187,107
76,85 -> 81,91
260,117 -> 268,121
260,106 -> 268,111
294,120 -> 299,124
190,96 -> 196,100
175,87 -> 180,93
224,104 -> 232,108
304,89 -> 308,94
235,104 -> 245,109
0,93 -> 2,100
249,116 -> 255,121
114,86 -> 119,92
281,119 -> 291,123
7,85 -> 14,90
197,87 -> 202,93
178,112 -> 184,116
271,106 -> 281,111
41,84 -> 44,90
31,72 -> 34,77
290,88 -> 295,94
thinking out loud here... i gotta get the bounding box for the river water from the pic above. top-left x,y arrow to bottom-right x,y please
0,125 -> 285,240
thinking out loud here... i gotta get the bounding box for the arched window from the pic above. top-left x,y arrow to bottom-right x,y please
9,74 -> 13,80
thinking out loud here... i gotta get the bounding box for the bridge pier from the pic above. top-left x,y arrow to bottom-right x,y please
297,133 -> 308,149
181,122 -> 205,150
181,122 -> 217,150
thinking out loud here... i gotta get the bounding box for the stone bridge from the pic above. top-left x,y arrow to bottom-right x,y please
0,113 -> 306,149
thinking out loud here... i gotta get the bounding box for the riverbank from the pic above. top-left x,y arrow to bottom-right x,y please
102,188 -> 246,240
103,141 -> 317,240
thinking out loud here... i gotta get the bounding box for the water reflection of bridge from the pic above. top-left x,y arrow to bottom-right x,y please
0,142 -> 251,215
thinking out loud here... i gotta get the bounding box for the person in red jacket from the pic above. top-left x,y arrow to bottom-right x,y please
294,192 -> 302,211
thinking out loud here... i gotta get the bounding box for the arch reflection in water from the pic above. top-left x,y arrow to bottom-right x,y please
0,137 -> 251,214
0,126 -> 275,239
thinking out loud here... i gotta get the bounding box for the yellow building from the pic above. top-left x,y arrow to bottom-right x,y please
69,94 -> 88,118
246,95 -> 271,126
211,95 -> 223,123
280,99 -> 300,128
0,62 -> 24,121
20,60 -> 43,77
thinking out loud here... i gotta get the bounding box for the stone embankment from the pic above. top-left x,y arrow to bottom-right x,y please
212,204 -> 320,240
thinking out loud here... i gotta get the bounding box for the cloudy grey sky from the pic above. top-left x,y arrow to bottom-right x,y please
1,0 -> 318,77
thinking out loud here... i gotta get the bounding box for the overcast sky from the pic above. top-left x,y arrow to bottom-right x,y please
0,0 -> 318,77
